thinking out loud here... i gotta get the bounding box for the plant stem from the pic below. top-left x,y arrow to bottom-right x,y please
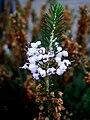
49,13 -> 56,50
45,76 -> 49,96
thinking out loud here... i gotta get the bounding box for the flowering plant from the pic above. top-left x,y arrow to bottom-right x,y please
22,40 -> 71,80
21,2 -> 71,120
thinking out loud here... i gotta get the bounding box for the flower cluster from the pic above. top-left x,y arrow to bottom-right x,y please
21,41 -> 71,80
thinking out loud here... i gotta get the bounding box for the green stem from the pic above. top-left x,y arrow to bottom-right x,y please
49,13 -> 56,51
45,76 -> 49,96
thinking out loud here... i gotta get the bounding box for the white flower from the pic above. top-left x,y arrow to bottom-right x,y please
27,57 -> 36,64
43,54 -> 49,62
62,50 -> 68,57
40,70 -> 46,77
33,73 -> 39,80
47,68 -> 52,75
60,63 -> 67,72
56,62 -> 67,75
35,48 -> 40,55
56,68 -> 63,75
36,41 -> 41,46
31,43 -> 38,48
48,51 -> 54,57
57,46 -> 62,52
21,40 -> 71,79
55,56 -> 61,63
21,63 -> 28,69
26,50 -> 32,56
28,64 -> 38,73
38,67 -> 42,73
38,61 -> 43,65
50,67 -> 56,74
63,59 -> 71,66
37,54 -> 43,61
38,47 -> 45,54
41,47 -> 45,54
27,48 -> 36,56
33,55 -> 38,62
55,42 -> 59,47
56,52 -> 62,58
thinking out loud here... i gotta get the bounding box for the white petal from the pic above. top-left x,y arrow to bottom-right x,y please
40,70 -> 46,77
56,68 -> 63,75
43,54 -> 49,62
38,47 -> 45,54
62,50 -> 68,57
31,43 -> 38,48
60,63 -> 67,71
38,67 -> 42,72
33,73 -> 39,80
40,47 -> 45,54
28,57 -> 35,64
37,54 -> 43,61
27,48 -> 36,55
55,42 -> 59,46
48,51 -> 54,57
36,41 -> 41,46
57,52 -> 62,58
55,56 -> 61,63
47,68 -> 52,75
51,67 -> 56,74
26,50 -> 32,56
21,63 -> 28,69
63,59 -> 71,66
57,46 -> 62,52
29,64 -> 38,73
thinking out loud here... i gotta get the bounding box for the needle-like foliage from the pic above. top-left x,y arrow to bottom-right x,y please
41,2 -> 64,49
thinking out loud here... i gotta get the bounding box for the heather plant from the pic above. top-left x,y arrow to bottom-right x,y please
21,2 -> 71,120
0,0 -> 90,120
76,5 -> 89,55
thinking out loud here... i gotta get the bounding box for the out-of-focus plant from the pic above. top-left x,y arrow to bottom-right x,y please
31,2 -> 47,41
64,5 -> 73,32
76,5 -> 90,85
0,0 -> 33,68
76,5 -> 89,55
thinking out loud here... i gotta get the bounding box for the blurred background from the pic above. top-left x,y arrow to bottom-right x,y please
0,0 -> 90,119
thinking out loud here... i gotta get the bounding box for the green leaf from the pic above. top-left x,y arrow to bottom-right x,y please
41,2 -> 64,48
